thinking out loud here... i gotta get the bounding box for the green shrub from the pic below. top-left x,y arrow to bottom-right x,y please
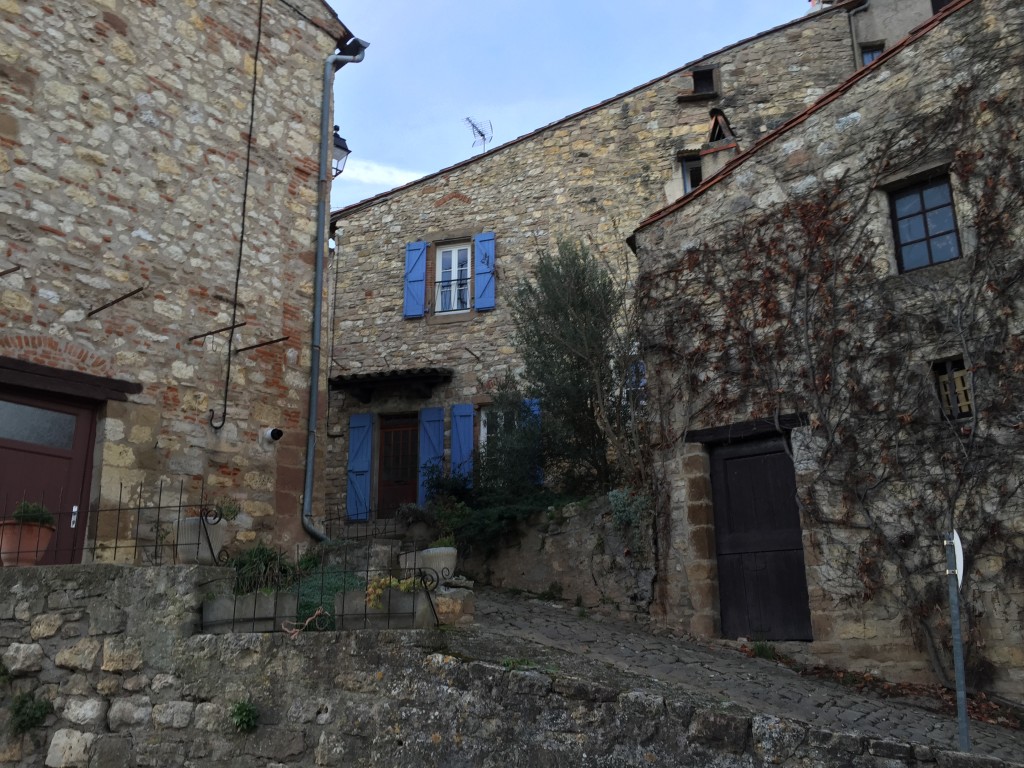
12,501 -> 53,526
229,543 -> 296,595
607,488 -> 649,530
9,693 -> 52,735
229,699 -> 259,733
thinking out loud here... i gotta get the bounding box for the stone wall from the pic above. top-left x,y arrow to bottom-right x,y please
461,496 -> 657,616
0,564 -> 1013,768
0,0 -> 348,549
635,0 -> 1024,696
324,7 -> 859,513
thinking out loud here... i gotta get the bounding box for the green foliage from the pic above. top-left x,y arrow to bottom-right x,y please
428,535 -> 456,548
509,240 -> 621,488
538,582 -> 563,601
229,699 -> 259,733
229,543 -> 296,595
420,403 -> 564,554
751,641 -> 778,661
9,693 -> 52,735
12,501 -> 53,526
607,488 -> 649,530
214,499 -> 241,522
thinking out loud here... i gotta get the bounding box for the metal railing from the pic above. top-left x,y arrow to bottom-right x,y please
0,480 -> 234,567
433,278 -> 470,313
1,483 -> 448,634
198,529 -> 442,634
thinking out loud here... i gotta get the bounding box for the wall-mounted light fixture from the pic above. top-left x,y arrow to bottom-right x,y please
332,126 -> 351,177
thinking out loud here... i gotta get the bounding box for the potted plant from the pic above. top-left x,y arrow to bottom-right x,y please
0,501 -> 56,566
335,574 -> 433,629
202,543 -> 298,633
177,499 -> 237,565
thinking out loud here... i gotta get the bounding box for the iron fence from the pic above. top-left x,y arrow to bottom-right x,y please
0,482 -> 446,633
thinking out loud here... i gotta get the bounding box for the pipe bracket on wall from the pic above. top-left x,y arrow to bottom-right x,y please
87,285 -> 147,317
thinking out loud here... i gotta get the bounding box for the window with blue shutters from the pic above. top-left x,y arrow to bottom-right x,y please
404,233 -> 496,316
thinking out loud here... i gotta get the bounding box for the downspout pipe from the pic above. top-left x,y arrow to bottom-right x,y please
303,37 -> 368,542
847,0 -> 871,68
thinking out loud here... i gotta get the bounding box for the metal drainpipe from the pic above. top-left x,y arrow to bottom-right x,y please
848,0 -> 871,68
302,38 -> 368,542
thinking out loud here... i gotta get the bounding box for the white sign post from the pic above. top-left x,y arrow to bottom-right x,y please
944,529 -> 971,752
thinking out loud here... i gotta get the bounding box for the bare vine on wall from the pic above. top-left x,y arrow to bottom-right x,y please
639,62 -> 1024,693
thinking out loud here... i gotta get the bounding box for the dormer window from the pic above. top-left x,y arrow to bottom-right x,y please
693,68 -> 715,95
677,67 -> 719,102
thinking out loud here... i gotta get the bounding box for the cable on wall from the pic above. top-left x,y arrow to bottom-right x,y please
209,0 -> 266,430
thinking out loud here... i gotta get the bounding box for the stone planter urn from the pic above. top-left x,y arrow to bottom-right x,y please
202,592 -> 297,634
176,517 -> 228,565
335,588 -> 434,629
415,546 -> 458,582
0,521 -> 56,566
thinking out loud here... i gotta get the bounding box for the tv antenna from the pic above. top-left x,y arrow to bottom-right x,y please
464,117 -> 493,153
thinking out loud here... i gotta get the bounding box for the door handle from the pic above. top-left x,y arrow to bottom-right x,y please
71,505 -> 78,529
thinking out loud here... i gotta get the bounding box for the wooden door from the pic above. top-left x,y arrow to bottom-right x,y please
710,437 -> 812,641
376,415 -> 418,519
0,389 -> 96,564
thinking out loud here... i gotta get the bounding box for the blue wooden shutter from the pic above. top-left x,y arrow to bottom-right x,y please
474,232 -> 496,311
524,398 -> 542,485
404,241 -> 427,318
346,413 -> 373,521
417,407 -> 444,505
450,403 -> 474,484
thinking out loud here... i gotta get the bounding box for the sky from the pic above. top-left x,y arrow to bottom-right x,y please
326,1 -> 811,211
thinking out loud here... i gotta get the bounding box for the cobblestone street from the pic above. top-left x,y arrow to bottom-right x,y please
470,587 -> 1024,763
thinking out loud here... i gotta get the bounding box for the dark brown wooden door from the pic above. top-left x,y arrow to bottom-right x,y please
0,388 -> 96,564
376,415 -> 418,518
710,437 -> 812,641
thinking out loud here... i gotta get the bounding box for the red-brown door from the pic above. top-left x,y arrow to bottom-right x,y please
0,388 -> 96,564
710,437 -> 812,641
376,415 -> 418,519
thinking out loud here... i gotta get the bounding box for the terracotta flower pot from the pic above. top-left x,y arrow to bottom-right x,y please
0,521 -> 56,566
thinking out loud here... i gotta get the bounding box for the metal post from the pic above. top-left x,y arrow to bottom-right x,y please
944,532 -> 971,752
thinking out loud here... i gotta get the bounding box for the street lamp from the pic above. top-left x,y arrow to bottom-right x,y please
332,126 -> 351,178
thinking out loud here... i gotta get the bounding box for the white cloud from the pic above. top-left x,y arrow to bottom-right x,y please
342,159 -> 423,188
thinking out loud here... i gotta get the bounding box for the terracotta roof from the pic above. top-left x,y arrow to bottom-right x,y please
633,0 -> 977,233
332,1 -> 864,221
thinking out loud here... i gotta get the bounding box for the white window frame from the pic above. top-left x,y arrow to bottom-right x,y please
435,242 -> 472,313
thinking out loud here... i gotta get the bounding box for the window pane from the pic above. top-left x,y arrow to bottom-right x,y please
926,207 -> 955,235
893,191 -> 921,217
922,180 -> 951,208
931,233 -> 960,263
0,401 -> 76,450
901,242 -> 930,271
898,214 -> 926,243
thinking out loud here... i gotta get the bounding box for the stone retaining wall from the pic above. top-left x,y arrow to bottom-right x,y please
1,565 -> 1016,767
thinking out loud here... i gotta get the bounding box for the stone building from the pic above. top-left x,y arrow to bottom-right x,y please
634,0 -> 1023,695
0,0 -> 359,560
327,0 -> 943,524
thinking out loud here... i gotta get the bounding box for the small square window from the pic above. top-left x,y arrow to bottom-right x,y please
861,44 -> 884,66
693,69 -> 716,95
931,0 -> 955,13
933,359 -> 972,420
889,176 -> 961,272
680,155 -> 703,194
